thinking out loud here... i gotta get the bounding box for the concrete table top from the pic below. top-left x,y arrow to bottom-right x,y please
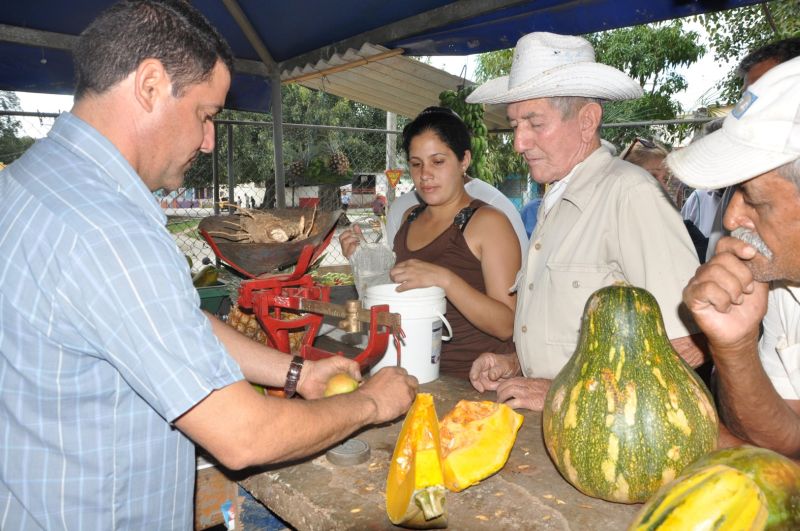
239,376 -> 641,530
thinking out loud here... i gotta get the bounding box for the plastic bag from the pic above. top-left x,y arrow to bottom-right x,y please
349,219 -> 395,299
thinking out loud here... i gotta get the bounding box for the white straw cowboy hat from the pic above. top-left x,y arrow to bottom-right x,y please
466,32 -> 643,104
667,56 -> 800,190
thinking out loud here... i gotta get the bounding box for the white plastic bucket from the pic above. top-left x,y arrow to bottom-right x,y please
364,283 -> 452,384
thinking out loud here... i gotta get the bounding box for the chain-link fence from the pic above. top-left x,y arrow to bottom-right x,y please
3,110 -> 713,276
160,118 -> 406,271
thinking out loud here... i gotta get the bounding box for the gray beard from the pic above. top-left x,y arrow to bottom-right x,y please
731,227 -> 774,260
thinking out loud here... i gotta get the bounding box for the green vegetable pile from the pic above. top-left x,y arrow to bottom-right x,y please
311,271 -> 354,286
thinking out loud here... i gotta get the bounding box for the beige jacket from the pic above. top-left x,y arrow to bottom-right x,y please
514,147 -> 699,379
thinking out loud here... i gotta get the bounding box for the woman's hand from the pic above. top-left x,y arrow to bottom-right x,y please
390,258 -> 452,292
338,224 -> 364,260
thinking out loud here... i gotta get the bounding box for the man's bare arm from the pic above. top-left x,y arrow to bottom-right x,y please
713,341 -> 800,457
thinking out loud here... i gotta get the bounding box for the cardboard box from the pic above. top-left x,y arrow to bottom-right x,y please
195,457 -> 239,530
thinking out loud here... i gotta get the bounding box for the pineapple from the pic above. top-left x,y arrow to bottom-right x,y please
226,306 -> 268,344
325,137 -> 351,176
328,151 -> 350,176
288,159 -> 306,178
226,305 -> 306,354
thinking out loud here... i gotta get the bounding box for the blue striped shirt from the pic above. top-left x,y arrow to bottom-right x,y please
0,112 -> 243,530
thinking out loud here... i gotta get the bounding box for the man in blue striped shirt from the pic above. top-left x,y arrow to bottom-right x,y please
0,2 -> 417,529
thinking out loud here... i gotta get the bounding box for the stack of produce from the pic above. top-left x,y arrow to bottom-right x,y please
438,88 -> 492,184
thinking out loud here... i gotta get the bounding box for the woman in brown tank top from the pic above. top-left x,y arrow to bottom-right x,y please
386,107 -> 521,379
339,108 -> 521,378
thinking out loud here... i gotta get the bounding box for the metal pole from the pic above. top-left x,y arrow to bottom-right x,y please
271,71 -> 286,208
212,122 -> 220,215
226,123 -> 235,213
386,111 -> 397,203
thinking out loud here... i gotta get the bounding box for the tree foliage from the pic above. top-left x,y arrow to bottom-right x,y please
695,0 -> 800,104
184,83 -> 392,198
587,21 -> 704,147
0,91 -> 35,165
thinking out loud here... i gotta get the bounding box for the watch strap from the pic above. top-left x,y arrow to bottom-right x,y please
283,355 -> 305,398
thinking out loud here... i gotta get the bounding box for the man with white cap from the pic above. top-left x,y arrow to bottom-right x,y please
673,57 -> 800,457
467,32 -> 704,410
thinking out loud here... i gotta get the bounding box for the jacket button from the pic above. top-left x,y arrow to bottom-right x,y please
534,242 -> 542,250
528,282 -> 534,290
521,325 -> 527,333
572,280 -> 581,288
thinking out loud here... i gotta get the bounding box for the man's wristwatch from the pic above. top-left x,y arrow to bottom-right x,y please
283,355 -> 305,398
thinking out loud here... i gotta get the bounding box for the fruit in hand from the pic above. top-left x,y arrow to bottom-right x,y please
324,373 -> 359,397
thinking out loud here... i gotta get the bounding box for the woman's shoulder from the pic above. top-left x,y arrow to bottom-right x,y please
469,201 -> 511,226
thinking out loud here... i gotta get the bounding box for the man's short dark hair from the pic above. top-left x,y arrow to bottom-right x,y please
74,0 -> 234,99
738,37 -> 800,78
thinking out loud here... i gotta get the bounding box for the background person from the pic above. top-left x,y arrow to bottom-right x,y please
371,193 -> 387,217
670,57 -> 800,457
622,137 -> 709,263
341,107 -> 520,378
0,2 -> 417,528
465,32 -> 704,410
620,137 -> 670,188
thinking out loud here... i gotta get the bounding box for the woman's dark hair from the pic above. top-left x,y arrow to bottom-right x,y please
74,0 -> 234,99
402,106 -> 472,162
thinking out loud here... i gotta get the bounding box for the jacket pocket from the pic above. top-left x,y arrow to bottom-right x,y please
545,263 -> 615,345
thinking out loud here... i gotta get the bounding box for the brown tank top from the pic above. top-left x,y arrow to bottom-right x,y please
394,199 -> 515,379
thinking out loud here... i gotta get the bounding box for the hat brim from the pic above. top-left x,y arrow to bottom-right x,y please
466,62 -> 643,104
667,129 -> 797,190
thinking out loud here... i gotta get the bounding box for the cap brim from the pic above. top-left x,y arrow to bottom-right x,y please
667,130 -> 797,190
466,63 -> 643,104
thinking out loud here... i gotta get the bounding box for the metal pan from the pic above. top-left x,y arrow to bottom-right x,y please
199,208 -> 344,278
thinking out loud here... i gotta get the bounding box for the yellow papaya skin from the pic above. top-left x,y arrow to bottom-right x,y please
629,464 -> 768,530
680,446 -> 800,530
386,394 -> 447,529
192,264 -> 219,287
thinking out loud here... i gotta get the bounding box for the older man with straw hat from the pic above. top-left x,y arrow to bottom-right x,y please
673,57 -> 800,457
468,32 -> 704,410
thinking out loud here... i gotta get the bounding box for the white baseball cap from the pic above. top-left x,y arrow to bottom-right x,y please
667,56 -> 800,189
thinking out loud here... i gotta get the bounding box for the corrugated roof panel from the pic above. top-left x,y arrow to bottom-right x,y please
281,43 -> 509,130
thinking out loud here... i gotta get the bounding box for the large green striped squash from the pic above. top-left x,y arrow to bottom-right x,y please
680,446 -> 800,529
542,283 -> 719,503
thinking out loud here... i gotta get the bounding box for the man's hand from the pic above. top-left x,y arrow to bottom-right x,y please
297,356 -> 361,399
356,367 -> 418,423
338,224 -> 364,260
682,236 -> 768,350
496,377 -> 552,411
470,352 -> 520,392
390,259 -> 453,292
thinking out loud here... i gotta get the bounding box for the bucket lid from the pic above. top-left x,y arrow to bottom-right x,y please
364,283 -> 445,301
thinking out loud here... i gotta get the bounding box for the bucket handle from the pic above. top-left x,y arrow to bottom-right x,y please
435,311 -> 453,341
